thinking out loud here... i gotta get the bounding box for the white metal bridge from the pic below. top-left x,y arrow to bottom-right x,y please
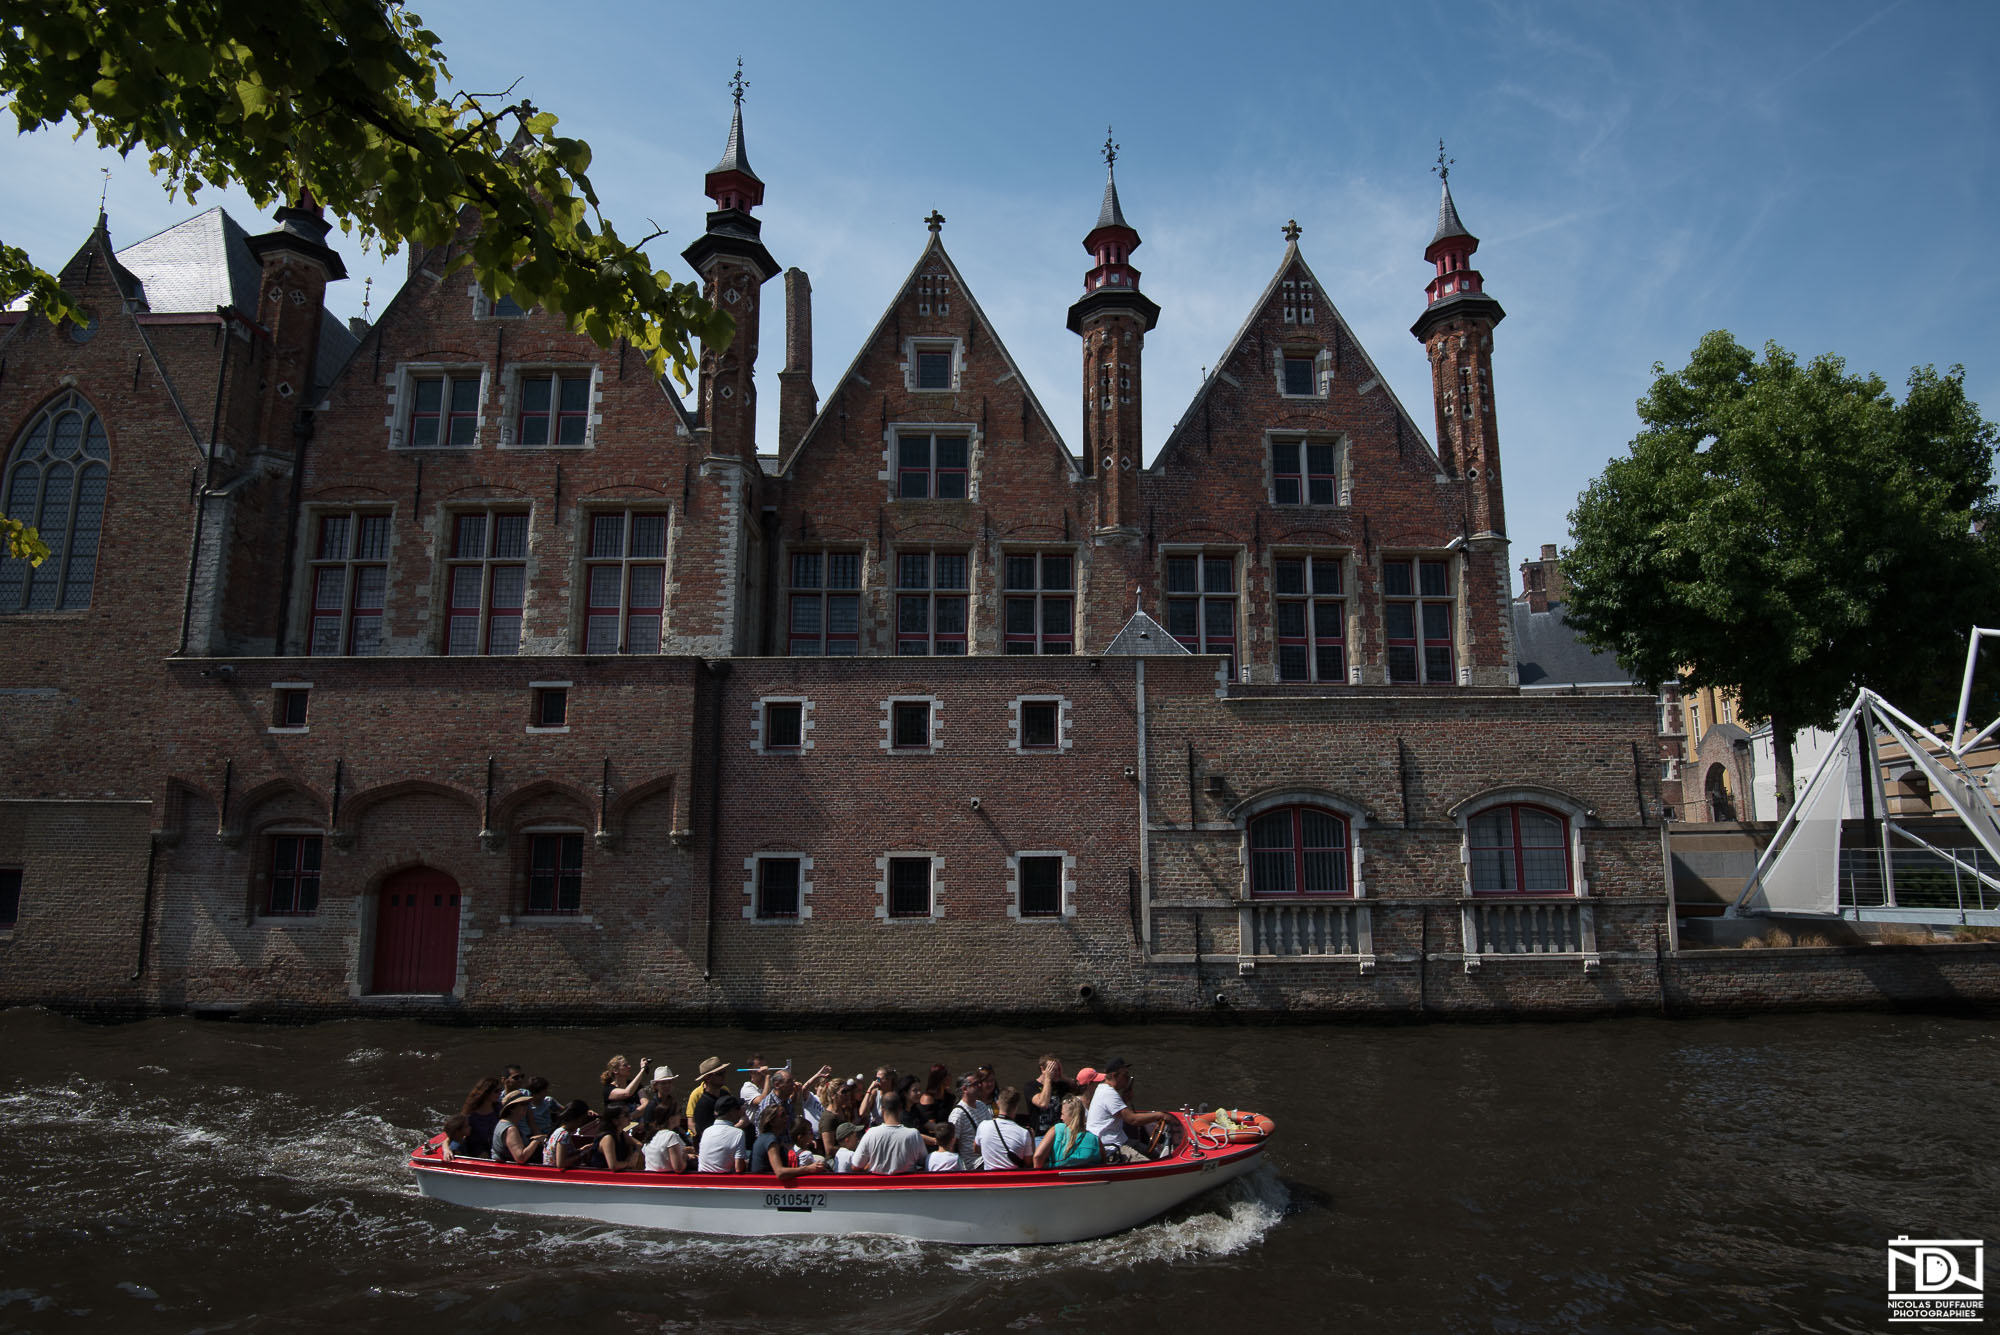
1730,626 -> 2000,926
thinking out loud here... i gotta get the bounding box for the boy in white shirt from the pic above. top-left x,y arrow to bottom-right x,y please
830,1121 -> 863,1173
925,1120 -> 964,1173
974,1087 -> 1034,1170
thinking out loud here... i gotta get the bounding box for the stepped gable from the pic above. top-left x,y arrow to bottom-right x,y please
779,231 -> 1072,479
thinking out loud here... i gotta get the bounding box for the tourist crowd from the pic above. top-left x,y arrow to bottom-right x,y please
439,1052 -> 1174,1175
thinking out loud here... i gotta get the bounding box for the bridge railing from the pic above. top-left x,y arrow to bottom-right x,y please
1840,847 -> 2000,913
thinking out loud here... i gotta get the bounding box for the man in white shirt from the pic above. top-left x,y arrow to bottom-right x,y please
852,1093 -> 926,1175
974,1087 -> 1034,1170
1086,1058 -> 1167,1162
947,1071 -> 993,1170
696,1095 -> 750,1172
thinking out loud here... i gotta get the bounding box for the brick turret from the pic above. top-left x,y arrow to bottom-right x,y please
682,63 -> 779,466
1067,131 -> 1158,535
1411,146 -> 1506,541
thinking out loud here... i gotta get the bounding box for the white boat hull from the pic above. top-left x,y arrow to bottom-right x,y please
410,1117 -> 1269,1245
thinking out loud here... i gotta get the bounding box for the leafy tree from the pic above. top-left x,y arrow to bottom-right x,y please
1564,331 -> 1999,812
1,0 -> 730,381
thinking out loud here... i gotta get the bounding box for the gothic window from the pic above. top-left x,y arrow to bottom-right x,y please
788,550 -> 861,655
1002,552 -> 1074,654
308,511 -> 391,655
0,391 -> 109,613
1468,805 -> 1571,894
1383,557 -> 1454,684
1274,555 -> 1346,683
582,510 -> 667,653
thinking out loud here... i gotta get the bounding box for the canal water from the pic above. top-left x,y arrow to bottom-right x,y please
0,1007 -> 1993,1333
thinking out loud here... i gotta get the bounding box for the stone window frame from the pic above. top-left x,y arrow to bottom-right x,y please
254,826 -> 326,921
1268,549 -> 1355,686
1263,430 -> 1351,508
875,851 -> 944,924
1271,343 -> 1332,400
1447,787 -> 1593,899
742,851 -> 814,923
269,681 -> 313,734
470,283 -> 530,321
880,420 -> 981,504
1006,850 -> 1076,922
1230,789 -> 1370,900
785,547 -> 865,657
751,696 -> 815,754
1161,545 -> 1243,678
575,504 -> 671,654
300,506 -> 394,657
900,334 -> 963,393
385,361 -> 489,451
999,548 -> 1077,654
0,388 -> 110,615
880,695 -> 943,754
1380,552 -> 1460,687
1008,694 -> 1072,754
494,360 -> 605,451
527,680 -> 571,734
440,505 -> 535,656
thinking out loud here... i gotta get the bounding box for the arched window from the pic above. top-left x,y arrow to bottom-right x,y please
1248,805 -> 1350,896
1468,804 -> 1571,893
0,391 -> 109,612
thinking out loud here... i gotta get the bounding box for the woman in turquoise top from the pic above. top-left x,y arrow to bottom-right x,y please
1032,1093 -> 1102,1168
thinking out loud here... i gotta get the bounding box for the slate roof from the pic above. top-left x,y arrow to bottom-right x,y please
1431,179 -> 1472,247
1095,168 -> 1129,231
710,104 -> 760,183
115,207 -> 358,396
1512,601 -> 1637,688
1104,608 -> 1188,655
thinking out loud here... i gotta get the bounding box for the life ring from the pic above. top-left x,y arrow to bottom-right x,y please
1192,1110 -> 1275,1144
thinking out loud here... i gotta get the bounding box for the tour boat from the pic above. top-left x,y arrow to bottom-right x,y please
408,1111 -> 1273,1245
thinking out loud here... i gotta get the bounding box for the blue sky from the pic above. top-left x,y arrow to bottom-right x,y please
5,0 -> 1995,559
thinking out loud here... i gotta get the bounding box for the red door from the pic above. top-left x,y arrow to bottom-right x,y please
372,868 -> 461,994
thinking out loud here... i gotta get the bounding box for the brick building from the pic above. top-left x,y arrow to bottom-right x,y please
0,101 -> 1669,1019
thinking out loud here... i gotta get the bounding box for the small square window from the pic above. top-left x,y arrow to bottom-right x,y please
1283,356 -> 1315,396
893,701 -> 930,749
1019,856 -> 1063,918
535,688 -> 568,728
765,702 -> 803,749
888,857 -> 933,918
916,350 -> 952,390
1021,701 -> 1059,749
275,689 -> 309,729
0,868 -> 20,930
757,858 -> 801,919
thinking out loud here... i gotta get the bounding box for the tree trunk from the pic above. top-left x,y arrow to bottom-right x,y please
1770,711 -> 1796,818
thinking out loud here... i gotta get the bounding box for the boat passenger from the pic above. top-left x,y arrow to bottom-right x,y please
1085,1058 -> 1169,1163
857,1066 -> 898,1127
738,1054 -> 778,1106
524,1075 -> 559,1137
634,1064 -> 677,1123
491,1090 -> 549,1165
461,1078 -> 502,1159
830,1121 -> 864,1173
594,1105 -> 645,1172
500,1063 -> 526,1094
916,1064 -> 954,1123
600,1054 -> 650,1113
1027,1055 -> 1071,1137
819,1081 -> 862,1160
441,1113 -> 472,1161
637,1104 -> 691,1172
1033,1093 -> 1103,1169
544,1099 -> 597,1169
852,1093 -> 926,1175
753,1103 -> 829,1182
947,1073 -> 993,1170
690,1056 -> 731,1136
697,1095 -> 750,1173
975,1087 -> 1035,1170
925,1121 -> 963,1174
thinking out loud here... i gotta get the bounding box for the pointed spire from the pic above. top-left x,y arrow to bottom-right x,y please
1430,140 -> 1471,247
710,60 -> 761,184
1096,127 -> 1128,230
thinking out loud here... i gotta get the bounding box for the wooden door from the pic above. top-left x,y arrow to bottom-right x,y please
372,868 -> 461,994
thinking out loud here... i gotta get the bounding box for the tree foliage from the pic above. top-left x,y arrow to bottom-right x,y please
0,0 -> 730,384
1563,331 -> 2000,803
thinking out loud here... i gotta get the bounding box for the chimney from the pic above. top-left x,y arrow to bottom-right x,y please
348,316 -> 369,340
1519,542 -> 1565,613
777,267 -> 818,455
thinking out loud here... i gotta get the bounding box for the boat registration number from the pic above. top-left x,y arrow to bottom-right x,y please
763,1191 -> 828,1212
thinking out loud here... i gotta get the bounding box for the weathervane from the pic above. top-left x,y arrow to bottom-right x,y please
361,275 -> 373,321
1102,126 -> 1119,172
730,57 -> 747,108
1434,139 -> 1454,184
98,167 -> 111,214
